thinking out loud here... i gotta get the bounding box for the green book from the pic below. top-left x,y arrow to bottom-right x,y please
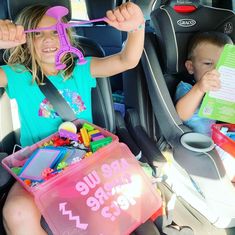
199,44 -> 235,124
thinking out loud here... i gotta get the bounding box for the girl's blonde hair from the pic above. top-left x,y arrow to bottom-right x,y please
4,4 -> 76,84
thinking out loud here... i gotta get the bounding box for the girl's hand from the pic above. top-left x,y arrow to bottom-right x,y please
105,2 -> 144,32
0,20 -> 26,49
197,69 -> 221,93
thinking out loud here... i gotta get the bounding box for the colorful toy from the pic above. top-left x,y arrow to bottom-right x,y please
61,148 -> 86,164
91,133 -> 105,141
24,6 -> 107,70
11,167 -> 22,175
59,121 -> 77,133
52,136 -> 70,147
56,162 -> 68,170
80,127 -> 90,147
83,123 -> 94,131
71,156 -> 82,164
19,147 -> 66,181
90,136 -> 112,152
23,179 -> 32,186
59,129 -> 78,141
84,152 -> 92,158
9,122 -> 115,187
41,168 -> 54,180
88,129 -> 100,138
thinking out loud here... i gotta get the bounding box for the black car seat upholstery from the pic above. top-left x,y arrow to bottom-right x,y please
143,0 -> 235,151
141,0 -> 235,233
76,0 -> 127,93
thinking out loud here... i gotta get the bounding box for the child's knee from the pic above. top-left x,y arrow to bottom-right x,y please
3,194 -> 37,225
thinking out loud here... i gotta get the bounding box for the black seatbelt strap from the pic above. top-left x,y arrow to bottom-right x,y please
39,75 -> 77,122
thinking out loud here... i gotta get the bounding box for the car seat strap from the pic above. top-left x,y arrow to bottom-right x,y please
39,75 -> 77,122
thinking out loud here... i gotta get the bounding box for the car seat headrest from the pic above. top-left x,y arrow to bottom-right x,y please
154,0 -> 200,11
7,0 -> 71,21
0,0 -> 8,20
85,0 -> 123,20
151,2 -> 235,74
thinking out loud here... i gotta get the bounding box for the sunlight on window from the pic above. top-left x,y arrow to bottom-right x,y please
71,0 -> 89,20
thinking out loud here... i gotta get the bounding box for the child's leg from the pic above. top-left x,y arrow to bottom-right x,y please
2,182 -> 47,235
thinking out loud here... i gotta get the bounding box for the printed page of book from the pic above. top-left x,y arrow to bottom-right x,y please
199,44 -> 235,124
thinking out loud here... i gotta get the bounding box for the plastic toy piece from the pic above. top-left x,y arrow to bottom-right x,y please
83,123 -> 94,131
41,168 -> 54,179
11,167 -> 22,175
51,135 -> 70,146
80,127 -> 90,147
84,152 -> 92,158
59,129 -> 78,141
19,147 -> 65,181
57,161 -> 68,170
88,129 -> 100,138
24,179 -> 32,186
24,6 -> 107,70
90,136 -> 112,152
91,133 -> 105,141
59,121 -> 77,133
71,156 -> 82,164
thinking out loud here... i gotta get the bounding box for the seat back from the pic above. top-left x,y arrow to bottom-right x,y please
77,0 -> 126,92
142,0 -> 235,142
0,0 -> 115,154
7,0 -> 71,20
151,0 -> 235,74
141,1 -> 235,230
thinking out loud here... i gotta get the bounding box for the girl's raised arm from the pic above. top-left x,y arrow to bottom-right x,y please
90,2 -> 145,78
0,20 -> 26,49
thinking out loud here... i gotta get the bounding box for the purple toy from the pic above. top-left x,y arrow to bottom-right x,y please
59,129 -> 78,141
24,6 -> 107,70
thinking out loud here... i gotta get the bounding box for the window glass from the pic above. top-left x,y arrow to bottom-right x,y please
201,0 -> 212,5
71,0 -> 89,20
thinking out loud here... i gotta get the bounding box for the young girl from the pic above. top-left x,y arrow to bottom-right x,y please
0,2 -> 144,234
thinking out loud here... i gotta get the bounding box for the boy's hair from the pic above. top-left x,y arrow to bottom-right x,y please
4,5 -> 77,84
187,31 -> 233,60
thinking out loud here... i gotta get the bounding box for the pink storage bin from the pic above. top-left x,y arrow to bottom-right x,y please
2,119 -> 118,194
2,120 -> 162,235
211,123 -> 235,157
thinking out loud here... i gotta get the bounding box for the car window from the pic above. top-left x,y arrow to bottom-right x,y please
232,0 -> 235,10
71,0 -> 89,20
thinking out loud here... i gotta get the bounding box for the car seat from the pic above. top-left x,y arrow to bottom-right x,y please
141,0 -> 235,233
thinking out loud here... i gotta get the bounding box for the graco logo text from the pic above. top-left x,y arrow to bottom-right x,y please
177,19 -> 196,27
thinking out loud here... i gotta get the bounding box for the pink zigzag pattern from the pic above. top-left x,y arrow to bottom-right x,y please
59,202 -> 88,230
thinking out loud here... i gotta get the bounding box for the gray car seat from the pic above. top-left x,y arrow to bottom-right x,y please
141,0 -> 235,234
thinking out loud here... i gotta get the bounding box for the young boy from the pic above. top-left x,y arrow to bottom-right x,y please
175,31 -> 233,136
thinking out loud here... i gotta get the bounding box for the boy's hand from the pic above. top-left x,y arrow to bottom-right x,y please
0,20 -> 26,49
197,69 -> 221,93
105,2 -> 144,32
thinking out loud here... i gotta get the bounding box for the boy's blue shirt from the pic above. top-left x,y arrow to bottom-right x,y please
175,81 -> 215,136
2,57 -> 96,147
